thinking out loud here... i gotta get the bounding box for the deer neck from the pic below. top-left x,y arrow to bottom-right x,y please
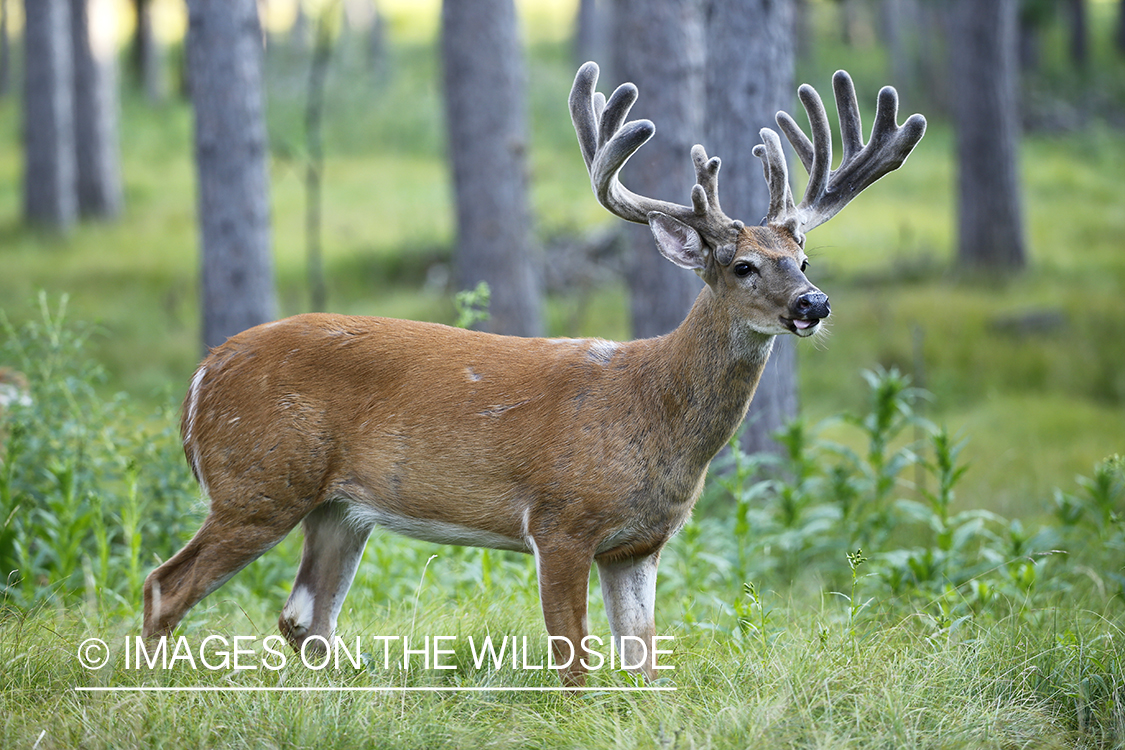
639,286 -> 775,468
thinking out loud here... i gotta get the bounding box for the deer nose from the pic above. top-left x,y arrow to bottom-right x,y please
793,291 -> 830,320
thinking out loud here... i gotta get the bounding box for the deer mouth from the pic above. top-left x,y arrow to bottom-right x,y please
781,316 -> 823,337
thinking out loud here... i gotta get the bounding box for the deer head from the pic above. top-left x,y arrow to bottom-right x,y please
569,62 -> 927,338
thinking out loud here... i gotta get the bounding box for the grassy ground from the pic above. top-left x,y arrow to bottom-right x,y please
3,555 -> 1123,749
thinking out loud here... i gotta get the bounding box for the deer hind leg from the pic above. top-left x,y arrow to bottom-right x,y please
142,503 -> 303,639
530,536 -> 595,686
596,550 -> 661,680
279,501 -> 373,652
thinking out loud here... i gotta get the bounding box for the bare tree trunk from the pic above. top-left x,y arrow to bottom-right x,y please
23,0 -> 76,230
187,0 -> 276,350
130,0 -> 166,101
0,0 -> 10,98
441,0 -> 542,337
918,1 -> 950,115
704,0 -> 797,457
840,0 -> 859,45
305,8 -> 333,312
883,0 -> 903,84
365,0 -> 387,74
574,0 -> 602,66
1064,0 -> 1088,70
71,0 -> 123,218
1018,9 -> 1041,74
949,0 -> 1026,271
130,0 -> 146,82
612,0 -> 705,339
1118,0 -> 1125,54
883,0 -> 922,90
291,1 -> 312,49
141,0 -> 166,101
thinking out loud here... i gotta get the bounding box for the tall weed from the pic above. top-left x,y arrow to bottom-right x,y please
0,295 -> 198,611
667,367 -> 1124,643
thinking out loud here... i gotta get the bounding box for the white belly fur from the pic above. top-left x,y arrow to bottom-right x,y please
343,503 -> 530,553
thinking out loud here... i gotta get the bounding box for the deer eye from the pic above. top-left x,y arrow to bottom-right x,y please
733,261 -> 757,278
800,259 -> 809,273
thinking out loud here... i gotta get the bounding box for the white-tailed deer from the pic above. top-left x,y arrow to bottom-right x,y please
143,63 -> 925,685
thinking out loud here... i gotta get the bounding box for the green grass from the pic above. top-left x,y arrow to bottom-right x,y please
3,573 -> 1123,749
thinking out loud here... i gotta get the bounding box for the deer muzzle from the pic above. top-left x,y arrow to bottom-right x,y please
784,290 -> 830,336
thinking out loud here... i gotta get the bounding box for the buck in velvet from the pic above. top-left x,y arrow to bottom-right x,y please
143,63 -> 925,685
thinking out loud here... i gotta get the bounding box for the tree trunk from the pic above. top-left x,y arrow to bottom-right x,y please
882,0 -> 923,90
704,0 -> 797,457
949,0 -> 1026,272
187,0 -> 276,350
0,0 -> 10,98
71,0 -> 123,219
130,0 -> 166,101
917,1 -> 951,116
1064,0 -> 1088,70
1018,11 -> 1041,74
840,0 -> 859,46
612,0 -> 705,339
366,1 -> 388,75
441,0 -> 542,337
574,0 -> 601,66
883,0 -> 904,85
291,2 -> 312,49
23,0 -> 76,230
141,0 -> 166,102
305,8 -> 333,312
1118,0 -> 1125,54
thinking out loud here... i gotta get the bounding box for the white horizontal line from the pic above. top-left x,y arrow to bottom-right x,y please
74,685 -> 676,693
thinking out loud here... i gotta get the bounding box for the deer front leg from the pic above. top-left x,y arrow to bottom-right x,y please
596,550 -> 660,680
530,538 -> 594,686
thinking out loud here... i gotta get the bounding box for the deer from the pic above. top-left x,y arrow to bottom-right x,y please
142,62 -> 925,686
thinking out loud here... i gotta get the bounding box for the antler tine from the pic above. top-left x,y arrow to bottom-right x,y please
793,83 -> 833,209
569,62 -> 736,244
833,71 -> 864,165
598,82 -> 639,157
763,70 -> 927,238
752,130 -> 800,239
569,62 -> 601,171
591,91 -> 607,127
690,146 -> 723,219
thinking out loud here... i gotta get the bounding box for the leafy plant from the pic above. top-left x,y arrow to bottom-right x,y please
453,282 -> 491,330
672,367 -> 1124,651
0,295 -> 198,609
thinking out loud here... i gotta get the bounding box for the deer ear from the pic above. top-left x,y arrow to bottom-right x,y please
648,211 -> 706,270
